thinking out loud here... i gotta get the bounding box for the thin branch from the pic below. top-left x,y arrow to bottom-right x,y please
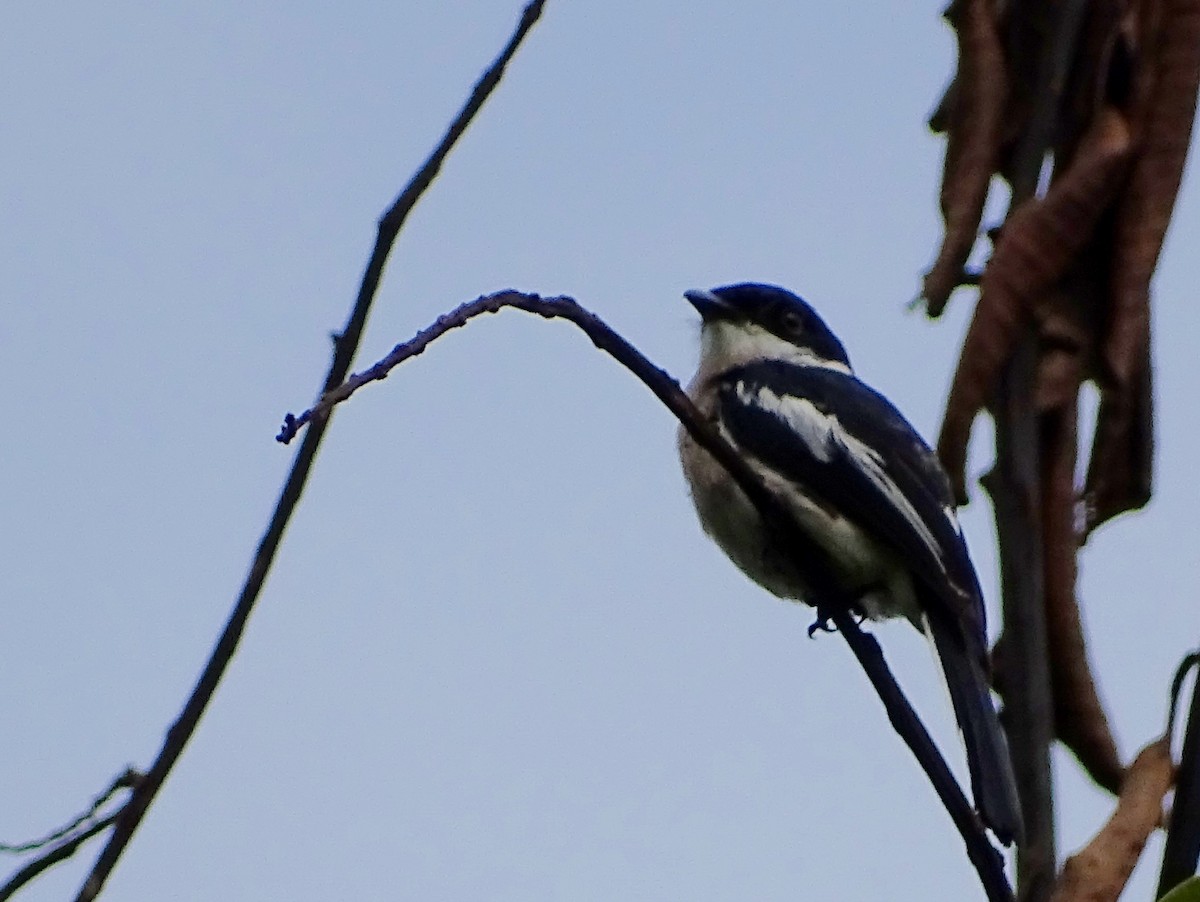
834,613 -> 1012,902
1158,651 -> 1200,896
70,5 -> 547,900
279,290 -> 1013,902
0,811 -> 122,902
0,769 -> 138,855
987,1 -> 1093,897
986,336 -> 1057,899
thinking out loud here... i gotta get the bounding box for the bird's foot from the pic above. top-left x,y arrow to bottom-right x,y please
807,604 -> 867,638
807,608 -> 838,638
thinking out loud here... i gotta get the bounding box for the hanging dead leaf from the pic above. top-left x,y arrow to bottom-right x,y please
1033,272 -> 1098,412
1085,353 -> 1154,533
1048,737 -> 1174,901
1059,0 -> 1134,155
923,0 -> 1007,315
994,0 -> 1048,184
1041,401 -> 1125,793
938,107 -> 1133,501
1086,0 -> 1200,530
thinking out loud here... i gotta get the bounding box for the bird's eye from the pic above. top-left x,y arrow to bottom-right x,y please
780,311 -> 804,334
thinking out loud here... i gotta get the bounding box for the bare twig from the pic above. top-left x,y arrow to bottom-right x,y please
0,811 -> 123,902
70,5 -> 547,900
0,770 -> 139,902
985,337 -> 1057,899
279,290 -> 1013,902
834,613 -> 1012,902
980,3 -> 1093,898
0,769 -> 138,855
1158,651 -> 1200,896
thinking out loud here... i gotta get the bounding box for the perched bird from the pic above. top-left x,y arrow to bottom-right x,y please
677,281 -> 1022,845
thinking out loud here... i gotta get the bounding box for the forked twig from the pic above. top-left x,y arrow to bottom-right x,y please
0,812 -> 123,902
0,769 -> 138,855
0,770 -> 139,902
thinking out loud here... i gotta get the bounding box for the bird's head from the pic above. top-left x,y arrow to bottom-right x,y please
685,282 -> 852,374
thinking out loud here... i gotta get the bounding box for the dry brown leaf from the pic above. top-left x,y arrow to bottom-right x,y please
1041,401 -> 1124,793
923,0 -> 1007,316
1034,275 -> 1097,411
1107,0 -> 1196,375
938,108 -> 1133,502
928,76 -> 957,135
1059,0 -> 1133,156
1085,353 -> 1154,533
1086,0 -> 1200,530
1037,345 -> 1086,413
994,0 -> 1048,184
1048,737 -> 1174,901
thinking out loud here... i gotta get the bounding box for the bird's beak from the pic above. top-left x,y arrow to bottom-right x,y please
684,289 -> 735,322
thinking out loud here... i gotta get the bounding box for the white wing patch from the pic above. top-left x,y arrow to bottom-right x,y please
736,381 -> 948,574
735,382 -> 837,463
943,504 -> 963,535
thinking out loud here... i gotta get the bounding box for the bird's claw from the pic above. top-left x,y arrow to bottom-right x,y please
806,603 -> 867,638
807,610 -> 838,638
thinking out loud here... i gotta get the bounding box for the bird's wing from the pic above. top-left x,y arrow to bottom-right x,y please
716,360 -> 983,631
718,360 -> 1020,843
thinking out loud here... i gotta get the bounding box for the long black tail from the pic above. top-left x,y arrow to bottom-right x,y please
928,614 -> 1023,846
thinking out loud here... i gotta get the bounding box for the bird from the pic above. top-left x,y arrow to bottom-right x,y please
676,281 -> 1022,845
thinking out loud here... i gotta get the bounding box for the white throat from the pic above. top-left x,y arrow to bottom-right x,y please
699,321 -> 852,376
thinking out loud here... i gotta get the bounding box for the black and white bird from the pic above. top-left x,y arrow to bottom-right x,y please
677,281 -> 1022,845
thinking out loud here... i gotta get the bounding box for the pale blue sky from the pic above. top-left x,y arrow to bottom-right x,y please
3,2 -> 1197,900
